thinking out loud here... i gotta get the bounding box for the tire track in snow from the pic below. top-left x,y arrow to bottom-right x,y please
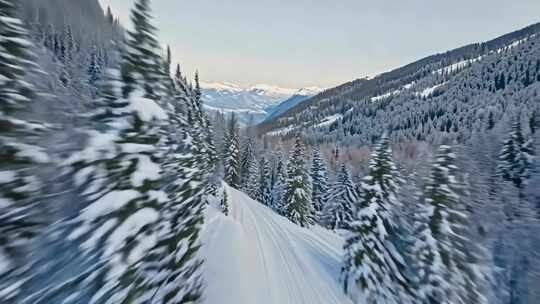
201,185 -> 353,304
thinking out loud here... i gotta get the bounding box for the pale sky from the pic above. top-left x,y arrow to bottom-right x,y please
98,0 -> 540,89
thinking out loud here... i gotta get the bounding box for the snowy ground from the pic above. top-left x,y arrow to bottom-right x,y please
201,185 -> 353,304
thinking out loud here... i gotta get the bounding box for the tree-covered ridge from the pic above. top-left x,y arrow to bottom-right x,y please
261,26 -> 540,148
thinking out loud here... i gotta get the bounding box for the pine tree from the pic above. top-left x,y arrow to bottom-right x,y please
106,6 -> 115,24
283,136 -> 313,227
223,113 -> 240,188
0,2 -> 49,300
487,111 -> 495,131
272,152 -> 287,214
126,77 -> 205,304
244,153 -> 260,200
55,1 -> 188,302
189,70 -> 216,181
87,43 -> 102,92
240,137 -> 256,187
342,135 -> 412,304
221,188 -> 230,216
194,70 -> 202,110
259,157 -> 273,206
164,45 -> 172,76
173,64 -> 190,111
60,24 -> 75,64
322,163 -> 357,230
414,145 -> 486,304
497,119 -> 535,192
121,0 -> 164,100
310,146 -> 329,221
43,23 -> 54,50
496,118 -> 536,303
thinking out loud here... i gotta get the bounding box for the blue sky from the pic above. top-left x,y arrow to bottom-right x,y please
99,0 -> 540,88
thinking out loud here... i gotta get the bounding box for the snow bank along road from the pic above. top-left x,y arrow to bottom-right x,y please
201,185 -> 353,304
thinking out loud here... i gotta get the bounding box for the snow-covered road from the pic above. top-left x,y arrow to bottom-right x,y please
201,185 -> 353,304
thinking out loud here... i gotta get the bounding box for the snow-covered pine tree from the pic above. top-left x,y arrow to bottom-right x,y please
164,45 -> 172,76
174,64 -> 190,98
411,196 -> 447,303
272,152 -> 287,214
495,117 -> 537,304
415,145 -> 487,304
59,0 -> 174,302
342,134 -> 412,304
283,136 -> 313,227
193,70 -> 202,110
191,70 -> 215,170
322,163 -> 357,230
60,23 -> 75,65
186,70 -> 217,199
259,157 -> 273,206
244,153 -> 260,200
223,113 -> 241,188
497,119 -> 535,193
43,23 -> 55,51
0,2 -> 49,299
189,71 -> 215,184
87,43 -> 102,95
310,146 -> 329,222
121,0 -> 164,100
240,137 -> 256,187
221,187 -> 230,216
126,68 -> 206,304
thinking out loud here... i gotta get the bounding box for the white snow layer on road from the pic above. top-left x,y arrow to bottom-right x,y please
201,185 -> 353,304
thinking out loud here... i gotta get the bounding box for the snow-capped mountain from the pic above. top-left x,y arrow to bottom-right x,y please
201,82 -> 323,124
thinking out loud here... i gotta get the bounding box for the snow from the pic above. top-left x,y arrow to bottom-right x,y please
0,171 -> 15,184
371,90 -> 399,102
370,81 -> 415,102
266,125 -> 298,137
74,190 -> 140,223
126,90 -> 167,122
200,185 -> 353,304
112,207 -> 159,264
416,83 -> 444,98
433,56 -> 482,75
66,131 -> 117,165
314,114 -> 343,128
8,142 -> 50,163
295,86 -> 325,96
131,155 -> 161,187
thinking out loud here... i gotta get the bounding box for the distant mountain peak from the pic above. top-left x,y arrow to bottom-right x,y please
295,87 -> 325,96
248,84 -> 298,96
201,81 -> 323,124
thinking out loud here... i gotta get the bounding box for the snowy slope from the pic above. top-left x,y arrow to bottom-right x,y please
201,185 -> 352,304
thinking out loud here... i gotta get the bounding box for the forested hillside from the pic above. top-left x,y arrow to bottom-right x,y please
259,23 -> 540,147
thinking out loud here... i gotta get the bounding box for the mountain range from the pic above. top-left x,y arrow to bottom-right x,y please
201,82 -> 323,124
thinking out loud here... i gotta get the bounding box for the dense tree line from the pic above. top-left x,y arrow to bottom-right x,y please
0,1 -> 215,303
